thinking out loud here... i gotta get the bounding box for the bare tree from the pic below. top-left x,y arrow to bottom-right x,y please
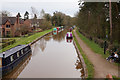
0,10 -> 11,17
24,11 -> 29,20
40,9 -> 45,19
31,6 -> 38,18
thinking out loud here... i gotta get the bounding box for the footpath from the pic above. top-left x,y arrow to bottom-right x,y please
73,29 -> 118,78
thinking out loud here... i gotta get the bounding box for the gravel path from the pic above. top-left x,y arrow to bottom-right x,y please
73,29 -> 118,78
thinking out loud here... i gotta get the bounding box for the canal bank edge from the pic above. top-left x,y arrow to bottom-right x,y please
73,29 -> 94,78
73,40 -> 88,78
29,31 -> 52,46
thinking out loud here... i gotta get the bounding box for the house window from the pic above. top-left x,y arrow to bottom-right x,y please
17,52 -> 20,57
6,31 -> 10,35
10,55 -> 14,62
21,49 -> 23,54
6,25 -> 10,28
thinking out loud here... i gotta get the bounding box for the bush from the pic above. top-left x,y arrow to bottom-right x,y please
0,39 -> 16,50
78,29 -> 120,53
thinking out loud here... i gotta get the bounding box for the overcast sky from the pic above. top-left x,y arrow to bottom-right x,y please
0,0 -> 79,18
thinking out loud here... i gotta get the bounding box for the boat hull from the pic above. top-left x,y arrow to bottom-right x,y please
1,49 -> 32,76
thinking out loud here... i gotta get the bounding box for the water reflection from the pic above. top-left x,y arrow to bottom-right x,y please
53,29 -> 67,42
3,54 -> 32,79
32,30 -> 67,55
32,38 -> 47,57
75,59 -> 84,77
39,38 -> 47,52
44,33 -> 52,41
6,27 -> 84,78
66,38 -> 73,43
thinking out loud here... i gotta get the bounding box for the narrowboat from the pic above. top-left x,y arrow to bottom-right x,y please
61,26 -> 64,31
3,54 -> 32,78
66,32 -> 73,39
53,28 -> 57,35
0,45 -> 32,76
57,27 -> 60,32
70,27 -> 73,32
66,38 -> 73,43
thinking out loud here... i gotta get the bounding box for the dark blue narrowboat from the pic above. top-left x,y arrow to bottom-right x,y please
0,45 -> 32,76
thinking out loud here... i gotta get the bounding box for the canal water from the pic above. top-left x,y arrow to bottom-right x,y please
4,28 -> 83,78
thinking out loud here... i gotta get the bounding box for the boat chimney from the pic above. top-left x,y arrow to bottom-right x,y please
3,52 -> 5,58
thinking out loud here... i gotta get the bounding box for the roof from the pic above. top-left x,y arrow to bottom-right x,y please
2,17 -> 16,25
1,17 -> 24,25
30,19 -> 43,24
0,45 -> 27,58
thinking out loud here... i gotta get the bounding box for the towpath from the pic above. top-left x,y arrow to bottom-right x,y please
73,29 -> 118,78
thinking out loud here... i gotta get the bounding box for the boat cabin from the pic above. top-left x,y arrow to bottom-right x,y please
0,45 -> 31,75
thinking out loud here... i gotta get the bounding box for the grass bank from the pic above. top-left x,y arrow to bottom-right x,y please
76,29 -> 109,58
73,31 -> 94,78
0,29 -> 52,53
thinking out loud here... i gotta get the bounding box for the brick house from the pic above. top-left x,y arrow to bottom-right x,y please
0,15 -> 43,37
0,15 -> 24,37
30,19 -> 43,32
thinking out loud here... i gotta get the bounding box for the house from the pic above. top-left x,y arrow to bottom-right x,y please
0,14 -> 43,37
29,19 -> 43,32
0,15 -> 24,37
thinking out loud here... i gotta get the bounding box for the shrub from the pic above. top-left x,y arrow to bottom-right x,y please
0,39 -> 16,50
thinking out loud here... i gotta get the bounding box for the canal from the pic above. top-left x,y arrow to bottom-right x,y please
4,28 -> 83,78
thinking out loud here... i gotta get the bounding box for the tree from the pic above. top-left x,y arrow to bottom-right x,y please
24,11 -> 29,20
0,10 -> 11,17
51,11 -> 74,26
39,19 -> 52,30
34,14 -> 37,19
40,9 -> 45,19
51,11 -> 65,26
20,23 -> 30,35
75,0 -> 120,47
31,6 -> 38,18
43,13 -> 51,21
16,12 -> 21,17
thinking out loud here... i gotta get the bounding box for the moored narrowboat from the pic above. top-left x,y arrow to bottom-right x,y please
66,32 -> 73,39
53,28 -> 57,35
0,45 -> 32,76
66,38 -> 73,43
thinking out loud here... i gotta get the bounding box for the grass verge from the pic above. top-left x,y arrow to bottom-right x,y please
73,31 -> 94,78
76,29 -> 109,58
75,28 -> 120,78
0,29 -> 52,53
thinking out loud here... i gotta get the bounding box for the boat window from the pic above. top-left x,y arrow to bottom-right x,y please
10,55 -> 14,62
24,47 -> 28,52
17,51 -> 20,57
21,49 -> 23,54
0,58 -> 2,68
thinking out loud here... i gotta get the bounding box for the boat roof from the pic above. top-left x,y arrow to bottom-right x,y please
0,45 -> 27,58
53,28 -> 57,30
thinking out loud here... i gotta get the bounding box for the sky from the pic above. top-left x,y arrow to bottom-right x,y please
0,0 -> 79,18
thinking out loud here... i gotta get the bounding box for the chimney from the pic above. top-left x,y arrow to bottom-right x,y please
3,52 -> 5,58
16,14 -> 19,24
